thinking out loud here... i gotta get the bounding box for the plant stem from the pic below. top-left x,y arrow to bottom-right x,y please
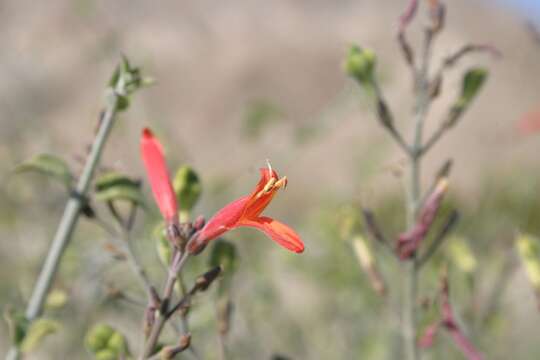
140,250 -> 190,360
6,88 -> 121,360
402,26 -> 434,360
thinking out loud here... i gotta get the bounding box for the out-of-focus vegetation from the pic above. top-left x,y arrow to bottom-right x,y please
2,0 -> 540,359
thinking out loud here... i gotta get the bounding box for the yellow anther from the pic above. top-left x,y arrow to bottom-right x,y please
275,176 -> 287,190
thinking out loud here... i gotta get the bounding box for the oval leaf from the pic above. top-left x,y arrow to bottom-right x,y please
15,154 -> 73,188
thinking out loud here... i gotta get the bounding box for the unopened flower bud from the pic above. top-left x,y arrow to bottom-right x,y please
195,266 -> 222,292
173,166 -> 202,212
193,215 -> 206,231
85,324 -> 114,353
344,45 -> 377,86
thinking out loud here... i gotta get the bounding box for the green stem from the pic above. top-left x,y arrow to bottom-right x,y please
6,84 -> 122,360
403,27 -> 433,360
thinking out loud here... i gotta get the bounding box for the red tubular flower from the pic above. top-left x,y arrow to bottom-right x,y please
397,178 -> 448,260
419,276 -> 484,360
140,128 -> 178,223
188,165 -> 304,254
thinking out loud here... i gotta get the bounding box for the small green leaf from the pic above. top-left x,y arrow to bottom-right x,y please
173,166 -> 202,212
116,95 -> 130,112
446,67 -> 488,128
20,318 -> 61,353
15,154 -> 73,189
461,68 -> 488,105
153,222 -> 173,268
4,309 -> 29,347
94,172 -> 145,206
209,240 -> 238,275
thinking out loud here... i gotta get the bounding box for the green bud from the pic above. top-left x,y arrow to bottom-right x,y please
173,166 -> 202,213
95,349 -> 117,360
344,45 -> 377,86
107,331 -> 128,355
209,240 -> 238,274
84,324 -> 114,353
154,222 -> 173,268
45,289 -> 68,310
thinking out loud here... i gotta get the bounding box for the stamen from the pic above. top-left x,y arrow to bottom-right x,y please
266,159 -> 273,175
275,176 -> 288,190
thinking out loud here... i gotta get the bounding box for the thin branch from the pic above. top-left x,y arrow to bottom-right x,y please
6,67 -> 130,360
139,251 -> 190,359
371,79 -> 412,155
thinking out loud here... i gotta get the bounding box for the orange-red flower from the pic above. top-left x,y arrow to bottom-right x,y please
189,165 -> 304,254
140,128 -> 178,223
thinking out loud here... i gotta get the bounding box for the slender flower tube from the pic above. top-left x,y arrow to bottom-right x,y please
140,128 -> 178,224
188,165 -> 304,254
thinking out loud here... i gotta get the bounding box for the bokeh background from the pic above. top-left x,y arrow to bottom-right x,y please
1,0 -> 540,358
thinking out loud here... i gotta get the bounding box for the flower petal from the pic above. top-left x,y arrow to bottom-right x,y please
197,196 -> 250,244
239,216 -> 304,253
140,128 -> 178,222
242,168 -> 280,219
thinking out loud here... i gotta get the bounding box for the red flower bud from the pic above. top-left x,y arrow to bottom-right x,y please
140,128 -> 178,223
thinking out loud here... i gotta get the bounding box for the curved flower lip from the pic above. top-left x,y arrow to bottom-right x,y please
140,128 -> 178,223
189,166 -> 304,254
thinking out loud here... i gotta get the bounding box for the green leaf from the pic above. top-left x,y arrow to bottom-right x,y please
461,67 -> 488,105
20,318 -> 61,353
153,222 -> 173,268
173,166 -> 202,212
15,154 -> 73,189
4,309 -> 29,347
209,240 -> 238,275
94,172 -> 145,206
446,67 -> 488,128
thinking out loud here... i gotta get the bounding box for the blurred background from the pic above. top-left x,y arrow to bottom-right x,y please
1,0 -> 540,358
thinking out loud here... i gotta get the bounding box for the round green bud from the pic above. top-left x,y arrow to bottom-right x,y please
95,349 -> 117,360
344,45 -> 377,85
84,324 -> 114,353
173,166 -> 202,212
107,331 -> 128,354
